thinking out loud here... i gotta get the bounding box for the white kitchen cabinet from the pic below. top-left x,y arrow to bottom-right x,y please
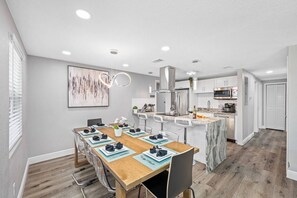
193,79 -> 214,93
175,80 -> 190,89
215,76 -> 237,87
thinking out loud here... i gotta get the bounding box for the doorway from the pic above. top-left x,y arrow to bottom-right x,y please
265,83 -> 286,131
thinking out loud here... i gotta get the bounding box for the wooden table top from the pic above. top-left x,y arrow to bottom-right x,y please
74,127 -> 199,191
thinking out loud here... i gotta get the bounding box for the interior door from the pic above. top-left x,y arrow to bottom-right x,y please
266,84 -> 286,130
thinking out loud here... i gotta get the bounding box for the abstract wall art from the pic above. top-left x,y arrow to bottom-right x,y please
68,65 -> 109,107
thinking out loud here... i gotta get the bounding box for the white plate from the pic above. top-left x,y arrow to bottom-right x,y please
127,130 -> 146,135
143,147 -> 175,162
79,130 -> 100,136
144,136 -> 169,143
88,136 -> 112,144
99,145 -> 128,156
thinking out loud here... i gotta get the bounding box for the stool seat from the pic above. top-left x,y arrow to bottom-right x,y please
174,118 -> 192,144
137,113 -> 151,133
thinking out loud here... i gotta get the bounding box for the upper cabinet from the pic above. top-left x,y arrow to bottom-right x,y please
215,76 -> 237,87
193,79 -> 215,93
193,76 -> 237,94
175,80 -> 190,89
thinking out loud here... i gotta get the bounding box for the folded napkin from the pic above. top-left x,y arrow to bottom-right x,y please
119,124 -> 123,128
101,134 -> 108,139
157,134 -> 163,139
98,123 -> 105,126
115,142 -> 123,149
91,128 -> 96,133
149,135 -> 157,140
83,129 -> 90,133
105,144 -> 115,152
129,129 -> 136,133
92,136 -> 100,141
150,147 -> 157,154
136,128 -> 141,132
124,123 -> 129,127
156,150 -> 167,157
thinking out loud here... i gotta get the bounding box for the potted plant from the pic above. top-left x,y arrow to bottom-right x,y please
132,106 -> 138,114
113,125 -> 122,137
189,77 -> 193,89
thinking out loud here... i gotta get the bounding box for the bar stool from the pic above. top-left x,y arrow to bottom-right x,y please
153,115 -> 179,141
138,113 -> 152,133
174,117 -> 192,145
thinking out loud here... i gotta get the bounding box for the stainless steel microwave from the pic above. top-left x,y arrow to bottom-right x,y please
214,87 -> 238,100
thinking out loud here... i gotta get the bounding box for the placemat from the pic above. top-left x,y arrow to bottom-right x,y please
139,136 -> 173,146
95,147 -> 136,163
79,131 -> 101,137
87,138 -> 116,147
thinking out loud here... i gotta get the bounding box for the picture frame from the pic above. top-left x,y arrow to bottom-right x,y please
68,65 -> 109,108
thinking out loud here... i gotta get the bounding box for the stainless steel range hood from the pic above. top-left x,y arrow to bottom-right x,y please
158,66 -> 176,92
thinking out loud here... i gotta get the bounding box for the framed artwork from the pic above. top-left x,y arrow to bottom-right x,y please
68,65 -> 109,107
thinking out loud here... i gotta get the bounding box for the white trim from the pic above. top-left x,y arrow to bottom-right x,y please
287,169 -> 297,181
237,132 -> 254,145
28,148 -> 74,165
9,137 -> 22,159
17,159 -> 29,198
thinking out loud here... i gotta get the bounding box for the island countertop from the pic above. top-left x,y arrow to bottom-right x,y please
133,112 -> 223,125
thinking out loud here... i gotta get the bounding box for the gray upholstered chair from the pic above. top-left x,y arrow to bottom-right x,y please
87,118 -> 102,127
140,148 -> 195,198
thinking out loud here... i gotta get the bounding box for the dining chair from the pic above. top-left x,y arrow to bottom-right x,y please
140,148 -> 195,198
87,118 -> 102,126
153,115 -> 179,141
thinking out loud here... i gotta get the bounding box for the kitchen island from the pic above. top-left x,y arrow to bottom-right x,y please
133,112 -> 227,172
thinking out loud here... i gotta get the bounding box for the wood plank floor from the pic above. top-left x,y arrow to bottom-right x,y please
23,129 -> 297,198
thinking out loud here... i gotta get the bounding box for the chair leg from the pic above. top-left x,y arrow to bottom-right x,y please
81,188 -> 86,198
189,187 -> 195,198
138,185 -> 142,198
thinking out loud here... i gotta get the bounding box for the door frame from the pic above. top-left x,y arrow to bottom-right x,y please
263,82 -> 287,130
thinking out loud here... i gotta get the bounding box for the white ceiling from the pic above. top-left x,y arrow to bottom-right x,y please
7,0 -> 297,80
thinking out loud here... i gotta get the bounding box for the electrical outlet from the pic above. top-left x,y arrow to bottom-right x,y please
12,182 -> 16,197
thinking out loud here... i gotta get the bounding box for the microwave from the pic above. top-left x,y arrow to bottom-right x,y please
214,87 -> 238,100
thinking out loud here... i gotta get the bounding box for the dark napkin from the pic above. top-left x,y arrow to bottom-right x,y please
115,142 -> 123,149
98,123 -> 105,126
129,129 -> 135,133
119,124 -> 123,128
92,136 -> 100,141
156,150 -> 167,157
124,123 -> 129,127
101,134 -> 108,139
91,128 -> 96,133
157,134 -> 163,139
150,147 -> 157,154
105,144 -> 115,152
136,128 -> 141,132
83,129 -> 90,133
149,135 -> 157,140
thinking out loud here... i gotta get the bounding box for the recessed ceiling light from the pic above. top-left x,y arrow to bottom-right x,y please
266,70 -> 273,74
192,59 -> 199,63
186,71 -> 196,76
161,46 -> 170,51
62,50 -> 71,55
76,9 -> 91,20
224,66 -> 233,69
122,64 -> 129,67
148,72 -> 153,75
110,49 -> 118,55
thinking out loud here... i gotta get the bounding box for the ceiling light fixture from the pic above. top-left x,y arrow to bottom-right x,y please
192,59 -> 199,63
266,70 -> 273,74
186,71 -> 196,76
99,72 -> 131,88
161,46 -> 170,51
76,9 -> 91,20
62,50 -> 71,55
122,64 -> 129,67
110,49 -> 118,55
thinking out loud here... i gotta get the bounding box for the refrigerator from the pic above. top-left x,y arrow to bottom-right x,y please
156,88 -> 189,116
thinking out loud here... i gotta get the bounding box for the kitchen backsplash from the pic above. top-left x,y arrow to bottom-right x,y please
194,93 -> 237,110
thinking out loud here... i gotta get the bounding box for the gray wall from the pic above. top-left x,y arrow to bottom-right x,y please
0,0 -> 29,197
27,56 -> 158,157
287,45 -> 297,172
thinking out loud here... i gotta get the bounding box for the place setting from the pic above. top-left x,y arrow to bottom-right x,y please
124,127 -> 149,138
87,133 -> 116,147
139,133 -> 172,145
133,145 -> 177,170
95,142 -> 136,162
79,126 -> 101,137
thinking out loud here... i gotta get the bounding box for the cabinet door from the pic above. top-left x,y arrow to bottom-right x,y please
225,76 -> 237,87
215,78 -> 225,87
204,79 -> 215,92
176,80 -> 190,89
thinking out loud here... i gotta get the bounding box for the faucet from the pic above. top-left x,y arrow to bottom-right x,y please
207,100 -> 211,111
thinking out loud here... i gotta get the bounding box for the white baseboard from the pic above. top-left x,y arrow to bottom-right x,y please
17,148 -> 74,198
237,132 -> 254,146
287,169 -> 297,181
28,148 -> 74,165
17,159 -> 29,198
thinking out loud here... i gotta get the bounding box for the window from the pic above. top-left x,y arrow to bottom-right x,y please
9,34 -> 24,151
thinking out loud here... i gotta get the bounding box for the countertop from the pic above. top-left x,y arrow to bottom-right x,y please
134,112 -> 223,125
196,108 -> 236,116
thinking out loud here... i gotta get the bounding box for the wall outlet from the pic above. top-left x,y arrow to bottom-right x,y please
13,182 -> 16,197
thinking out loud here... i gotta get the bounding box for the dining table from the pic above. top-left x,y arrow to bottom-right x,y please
73,126 -> 199,198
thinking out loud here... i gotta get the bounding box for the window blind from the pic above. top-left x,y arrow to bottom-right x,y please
9,35 -> 23,150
